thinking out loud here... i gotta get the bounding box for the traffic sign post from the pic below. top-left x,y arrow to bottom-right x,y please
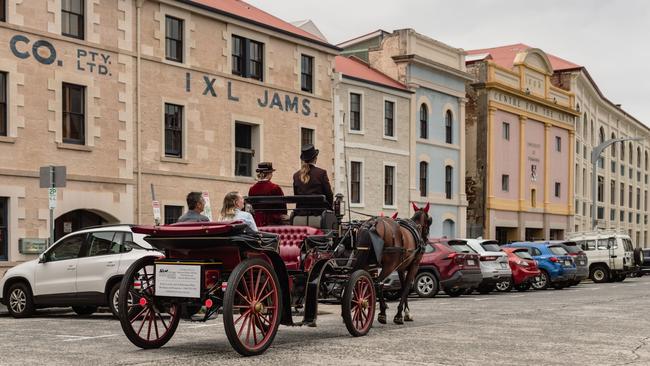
40,166 -> 66,248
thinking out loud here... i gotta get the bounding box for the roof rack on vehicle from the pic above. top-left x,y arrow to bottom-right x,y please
567,228 -> 629,238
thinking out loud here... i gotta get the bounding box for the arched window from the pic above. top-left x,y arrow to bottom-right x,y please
638,147 -> 642,168
645,151 -> 648,171
599,127 -> 605,144
419,104 -> 428,139
611,133 -> 616,157
576,104 -> 581,134
445,110 -> 453,144
590,119 -> 594,145
419,161 -> 428,197
583,113 -> 588,139
442,219 -> 455,239
445,165 -> 453,199
621,140 -> 625,161
629,142 -> 633,164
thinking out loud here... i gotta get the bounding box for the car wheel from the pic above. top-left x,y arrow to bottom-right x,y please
532,271 -> 550,290
495,279 -> 512,292
7,282 -> 35,318
614,273 -> 626,282
443,287 -> 464,297
72,305 -> 98,316
109,281 -> 134,318
383,290 -> 401,301
414,272 -> 439,298
590,265 -> 610,283
514,283 -> 531,292
552,282 -> 565,290
634,248 -> 644,266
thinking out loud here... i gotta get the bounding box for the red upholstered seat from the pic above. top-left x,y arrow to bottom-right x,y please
259,226 -> 323,270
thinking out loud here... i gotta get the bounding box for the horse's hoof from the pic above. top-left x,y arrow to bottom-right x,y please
404,314 -> 414,322
393,316 -> 404,325
378,314 -> 386,324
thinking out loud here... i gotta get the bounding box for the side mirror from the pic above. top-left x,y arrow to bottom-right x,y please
38,253 -> 46,263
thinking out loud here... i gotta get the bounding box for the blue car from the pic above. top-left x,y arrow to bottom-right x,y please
503,242 -> 577,290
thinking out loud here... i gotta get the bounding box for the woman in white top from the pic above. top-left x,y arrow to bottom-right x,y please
218,191 -> 258,231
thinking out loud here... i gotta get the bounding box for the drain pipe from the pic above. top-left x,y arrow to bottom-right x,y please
135,0 -> 145,224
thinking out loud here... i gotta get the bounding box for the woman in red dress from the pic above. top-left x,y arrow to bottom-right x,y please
248,162 -> 287,227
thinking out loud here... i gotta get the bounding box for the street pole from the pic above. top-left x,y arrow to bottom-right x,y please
49,166 -> 54,247
591,137 -> 643,230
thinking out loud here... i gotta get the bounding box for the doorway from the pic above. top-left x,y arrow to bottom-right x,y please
54,209 -> 109,240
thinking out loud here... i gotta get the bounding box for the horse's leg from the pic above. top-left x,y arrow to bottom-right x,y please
393,268 -> 407,325
375,282 -> 387,325
377,255 -> 398,325
403,253 -> 422,322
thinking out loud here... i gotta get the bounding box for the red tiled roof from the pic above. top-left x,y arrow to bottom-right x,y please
334,56 -> 410,92
184,0 -> 337,48
466,43 -> 581,71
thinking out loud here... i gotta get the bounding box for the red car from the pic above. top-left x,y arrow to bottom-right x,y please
499,247 -> 540,292
383,239 -> 482,298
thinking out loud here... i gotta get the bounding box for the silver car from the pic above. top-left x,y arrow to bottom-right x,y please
460,239 -> 512,294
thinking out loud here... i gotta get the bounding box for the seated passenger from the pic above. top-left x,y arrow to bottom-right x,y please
218,191 -> 258,231
176,192 -> 210,223
248,162 -> 287,227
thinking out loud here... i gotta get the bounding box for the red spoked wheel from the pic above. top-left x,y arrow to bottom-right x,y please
342,270 -> 376,337
118,256 -> 181,349
223,258 -> 282,356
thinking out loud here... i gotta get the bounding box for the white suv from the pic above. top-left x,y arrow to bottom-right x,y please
461,239 -> 512,294
0,225 -> 161,318
567,230 -> 635,283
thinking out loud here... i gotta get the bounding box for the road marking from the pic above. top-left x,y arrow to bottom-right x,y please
588,287 -> 601,290
435,302 -> 450,305
611,285 -> 619,288
56,334 -> 118,342
474,298 -> 490,301
187,323 -> 219,329
510,295 -> 525,298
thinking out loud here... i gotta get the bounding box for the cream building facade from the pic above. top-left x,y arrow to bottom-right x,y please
553,67 -> 650,247
332,56 -> 412,219
0,0 -> 338,265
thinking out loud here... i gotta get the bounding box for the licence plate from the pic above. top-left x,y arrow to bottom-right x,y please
564,261 -> 572,266
155,264 -> 201,298
579,261 -> 585,266
467,259 -> 475,266
500,263 -> 507,269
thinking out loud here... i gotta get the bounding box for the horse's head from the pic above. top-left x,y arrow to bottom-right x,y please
411,202 -> 432,239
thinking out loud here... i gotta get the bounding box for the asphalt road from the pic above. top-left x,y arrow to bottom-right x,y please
1,277 -> 649,366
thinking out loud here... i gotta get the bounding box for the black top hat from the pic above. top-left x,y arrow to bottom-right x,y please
300,144 -> 319,162
256,162 -> 276,173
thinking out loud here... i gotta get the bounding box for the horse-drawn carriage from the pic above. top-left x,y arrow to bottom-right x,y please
117,195 -> 428,356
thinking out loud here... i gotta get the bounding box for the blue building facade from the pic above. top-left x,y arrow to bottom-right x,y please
340,29 -> 472,238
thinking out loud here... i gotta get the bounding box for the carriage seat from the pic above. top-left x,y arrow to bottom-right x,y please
259,226 -> 323,270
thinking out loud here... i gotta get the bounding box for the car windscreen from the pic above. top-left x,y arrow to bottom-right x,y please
448,242 -> 475,253
481,242 -> 501,252
561,243 -> 581,254
514,250 -> 534,260
549,246 -> 568,255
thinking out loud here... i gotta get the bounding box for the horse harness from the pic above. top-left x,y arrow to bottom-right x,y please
359,217 -> 425,266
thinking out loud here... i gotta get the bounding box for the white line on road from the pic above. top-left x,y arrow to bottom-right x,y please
56,334 -> 118,342
474,298 -> 491,301
187,323 -> 219,329
510,295 -> 525,298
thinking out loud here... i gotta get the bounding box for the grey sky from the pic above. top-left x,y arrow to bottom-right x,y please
247,0 -> 650,124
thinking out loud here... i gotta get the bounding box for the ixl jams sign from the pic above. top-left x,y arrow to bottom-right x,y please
185,72 -> 316,117
9,34 -> 112,76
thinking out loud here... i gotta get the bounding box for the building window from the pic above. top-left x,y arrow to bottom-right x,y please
629,212 -> 633,223
621,140 -> 625,161
384,100 -> 394,137
621,164 -> 625,176
502,122 -> 510,141
629,185 -> 633,209
575,199 -> 580,214
611,134 -> 616,157
0,197 -> 7,261
645,190 -> 648,211
555,136 -> 562,152
597,206 -> 604,220
445,165 -> 453,199
384,165 -> 395,206
234,122 -> 257,177
164,205 -> 183,225
165,16 -> 184,62
645,151 -> 648,170
350,161 -> 362,204
0,72 -> 6,136
300,54 -> 313,93
621,183 -> 625,207
611,161 -> 616,174
232,35 -> 264,81
0,0 -> 5,22
419,104 -> 428,139
610,209 -> 616,221
629,143 -> 634,164
164,103 -> 183,158
349,93 -> 361,131
637,188 -> 641,209
610,180 -> 616,205
502,174 -> 509,192
445,110 -> 453,144
300,127 -> 314,147
620,210 -> 625,222
531,189 -> 537,207
62,0 -> 84,39
419,162 -> 428,197
556,182 -> 562,198
638,147 -> 642,168
62,83 -> 85,145
597,176 -> 603,202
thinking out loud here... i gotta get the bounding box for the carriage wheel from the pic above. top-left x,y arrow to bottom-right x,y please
223,258 -> 282,356
342,270 -> 376,337
118,256 -> 181,349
